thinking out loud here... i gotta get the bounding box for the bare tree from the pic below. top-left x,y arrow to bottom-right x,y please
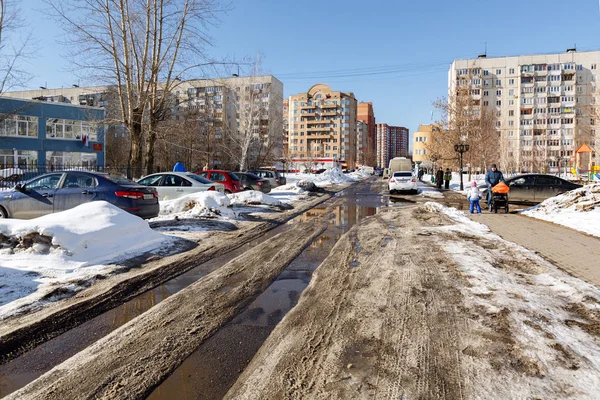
0,0 -> 33,94
47,0 -> 228,177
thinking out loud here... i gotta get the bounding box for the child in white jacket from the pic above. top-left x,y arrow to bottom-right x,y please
466,181 -> 482,214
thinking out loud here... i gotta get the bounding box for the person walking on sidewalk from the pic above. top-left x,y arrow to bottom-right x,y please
444,168 -> 452,190
485,163 -> 505,207
466,181 -> 482,214
435,168 -> 444,189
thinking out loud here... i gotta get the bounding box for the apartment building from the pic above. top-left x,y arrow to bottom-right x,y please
357,102 -> 376,166
412,124 -> 436,163
376,123 -> 409,169
5,75 -> 284,169
450,49 -> 599,173
282,99 -> 289,155
287,84 -> 358,170
356,120 -> 368,166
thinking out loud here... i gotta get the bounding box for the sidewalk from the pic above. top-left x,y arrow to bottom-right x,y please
443,191 -> 600,287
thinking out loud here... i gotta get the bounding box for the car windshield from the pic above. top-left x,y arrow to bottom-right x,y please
228,172 -> 240,181
244,173 -> 261,180
393,172 -> 412,177
186,174 -> 213,184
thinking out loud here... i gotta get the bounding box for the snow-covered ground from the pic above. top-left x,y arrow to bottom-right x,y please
0,202 -> 171,320
426,202 -> 600,397
522,183 -> 600,237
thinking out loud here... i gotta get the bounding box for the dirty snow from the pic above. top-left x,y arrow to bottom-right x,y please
0,202 -> 170,319
284,167 -> 369,188
423,202 -> 600,398
154,191 -> 234,220
522,183 -> 600,238
228,191 -> 283,207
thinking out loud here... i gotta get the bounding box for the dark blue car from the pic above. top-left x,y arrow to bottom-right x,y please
0,171 -> 159,220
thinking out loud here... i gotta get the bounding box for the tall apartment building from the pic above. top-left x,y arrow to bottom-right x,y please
357,102 -> 376,166
282,99 -> 289,155
356,120 -> 368,165
450,49 -> 599,173
376,123 -> 409,168
5,75 -> 284,169
288,84 -> 358,170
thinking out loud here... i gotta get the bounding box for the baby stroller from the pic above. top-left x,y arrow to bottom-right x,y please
489,182 -> 510,214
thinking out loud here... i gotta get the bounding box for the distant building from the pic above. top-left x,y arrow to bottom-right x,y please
357,102 -> 376,165
376,123 -> 409,168
287,83 -> 358,171
282,98 -> 289,156
0,97 -> 105,168
356,120 -> 368,166
412,124 -> 436,163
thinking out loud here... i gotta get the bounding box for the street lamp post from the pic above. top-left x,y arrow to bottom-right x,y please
454,143 -> 470,191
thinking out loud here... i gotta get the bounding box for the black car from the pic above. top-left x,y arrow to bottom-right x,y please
235,172 -> 272,193
0,171 -> 159,219
499,174 -> 581,203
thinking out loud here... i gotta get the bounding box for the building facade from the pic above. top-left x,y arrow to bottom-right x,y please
356,120 -> 368,166
450,49 -> 599,173
287,84 -> 358,171
376,123 -> 409,169
357,102 -> 376,166
0,97 -> 105,169
412,124 -> 435,163
5,75 -> 284,170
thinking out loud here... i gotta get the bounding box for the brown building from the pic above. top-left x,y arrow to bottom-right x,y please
288,84 -> 358,171
376,123 -> 409,168
357,102 -> 376,166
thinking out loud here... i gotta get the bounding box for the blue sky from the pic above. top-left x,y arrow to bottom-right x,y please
17,0 -> 600,136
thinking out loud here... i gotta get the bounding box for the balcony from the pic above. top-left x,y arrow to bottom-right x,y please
321,103 -> 337,109
307,134 -> 332,140
307,126 -> 331,132
321,110 -> 337,117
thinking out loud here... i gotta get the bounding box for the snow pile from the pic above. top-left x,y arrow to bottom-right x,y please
157,191 -> 234,219
0,202 -> 169,319
522,183 -> 600,237
229,190 -> 283,207
269,184 -> 308,204
312,167 -> 355,186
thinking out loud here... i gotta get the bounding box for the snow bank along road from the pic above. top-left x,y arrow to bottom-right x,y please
228,203 -> 600,399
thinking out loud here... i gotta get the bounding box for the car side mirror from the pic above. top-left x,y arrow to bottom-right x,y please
14,183 -> 23,192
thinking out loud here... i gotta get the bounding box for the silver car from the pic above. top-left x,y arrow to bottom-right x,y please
248,170 -> 287,187
137,172 -> 225,200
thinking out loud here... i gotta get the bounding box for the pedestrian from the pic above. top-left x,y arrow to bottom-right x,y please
484,163 -> 505,207
444,168 -> 451,190
466,181 -> 482,214
435,168 -> 444,189
418,168 -> 424,181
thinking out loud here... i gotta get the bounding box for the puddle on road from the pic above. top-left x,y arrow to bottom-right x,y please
148,186 -> 382,400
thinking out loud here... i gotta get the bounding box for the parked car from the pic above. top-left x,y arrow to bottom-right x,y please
388,171 -> 418,194
137,172 -> 225,200
248,170 -> 287,187
235,172 -> 272,193
0,171 -> 159,220
196,170 -> 243,193
501,174 -> 582,203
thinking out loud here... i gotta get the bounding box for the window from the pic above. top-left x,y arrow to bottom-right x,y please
509,68 -> 515,74
46,119 -> 98,141
509,110 -> 514,116
593,64 -> 597,70
496,90 -> 502,96
496,80 -> 502,86
483,70 -> 489,76
509,100 -> 514,105
496,100 -> 502,106
483,101 -> 489,106
63,174 -> 97,189
483,90 -> 489,96
0,115 -> 38,137
484,80 -> 490,87
496,69 -> 502,75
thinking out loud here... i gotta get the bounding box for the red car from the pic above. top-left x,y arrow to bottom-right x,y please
196,170 -> 243,194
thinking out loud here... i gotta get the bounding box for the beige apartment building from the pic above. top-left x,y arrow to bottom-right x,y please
412,124 -> 435,163
287,83 -> 358,171
450,49 -> 599,173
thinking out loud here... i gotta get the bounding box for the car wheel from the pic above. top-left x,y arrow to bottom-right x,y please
224,189 -> 232,194
0,206 -> 8,218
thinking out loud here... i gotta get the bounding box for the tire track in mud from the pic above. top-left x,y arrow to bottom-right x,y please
226,206 -> 469,400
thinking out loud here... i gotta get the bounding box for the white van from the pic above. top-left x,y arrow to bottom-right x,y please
388,157 -> 412,174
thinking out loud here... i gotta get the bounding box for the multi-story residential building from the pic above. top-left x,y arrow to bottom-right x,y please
5,75 -> 284,169
356,120 -> 368,166
376,123 -> 409,169
450,49 -> 599,173
287,84 -> 358,171
357,102 -> 376,166
0,97 -> 105,168
413,124 -> 436,163
282,99 -> 289,156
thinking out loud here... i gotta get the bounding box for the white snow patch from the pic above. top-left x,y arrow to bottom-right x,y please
229,191 -> 283,207
155,191 -> 234,219
283,167 -> 368,188
522,183 -> 600,237
0,202 -> 170,319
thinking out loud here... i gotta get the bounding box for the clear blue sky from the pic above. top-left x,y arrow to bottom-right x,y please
17,0 -> 600,136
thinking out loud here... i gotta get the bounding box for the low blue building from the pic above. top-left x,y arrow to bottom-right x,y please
0,97 -> 105,169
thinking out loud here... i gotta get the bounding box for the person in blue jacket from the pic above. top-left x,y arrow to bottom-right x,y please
173,161 -> 186,172
484,163 -> 505,207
